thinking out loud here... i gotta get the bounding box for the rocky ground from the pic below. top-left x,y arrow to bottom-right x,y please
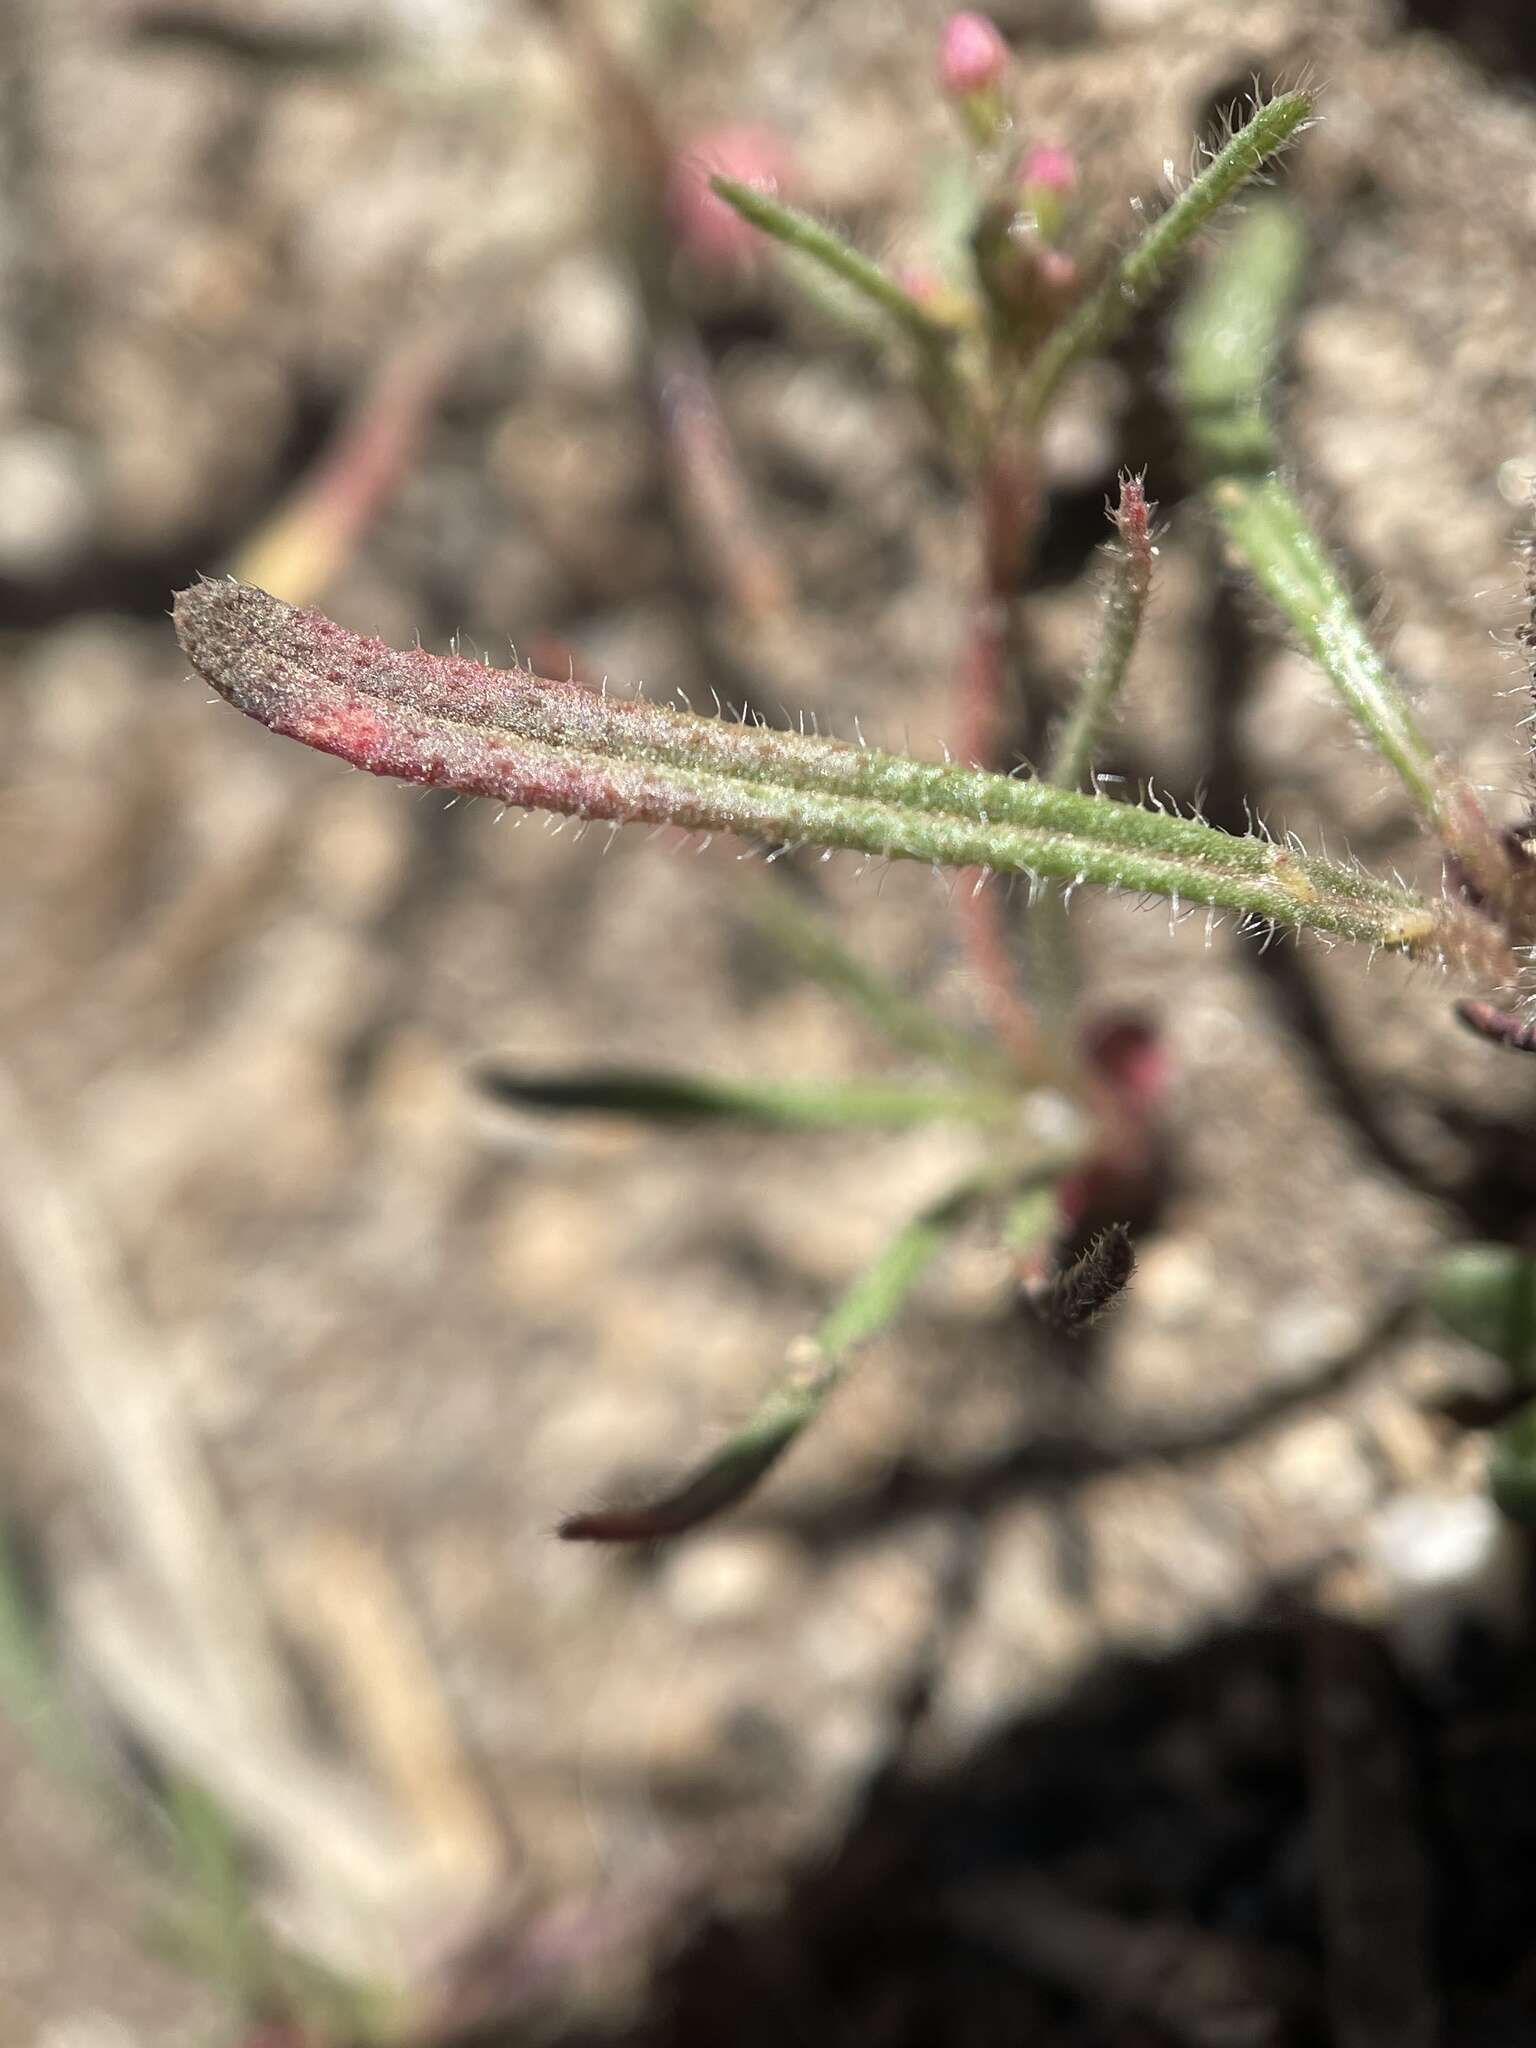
2,1 -> 1536,2043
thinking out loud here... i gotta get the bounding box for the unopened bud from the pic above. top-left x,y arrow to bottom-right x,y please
1018,143 -> 1078,242
1039,1224 -> 1137,1333
939,12 -> 1008,97
1019,143 -> 1077,194
971,197 -> 1079,330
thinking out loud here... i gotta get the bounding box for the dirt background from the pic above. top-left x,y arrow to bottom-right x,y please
4,0 -> 1536,2043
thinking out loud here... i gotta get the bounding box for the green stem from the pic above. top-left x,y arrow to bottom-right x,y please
1030,477 -> 1153,1033
1048,475 -> 1153,791
1023,89 -> 1313,425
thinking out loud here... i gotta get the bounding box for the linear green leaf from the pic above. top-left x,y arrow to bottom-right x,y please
1023,89 -> 1313,424
709,176 -> 959,354
1209,472 -> 1445,822
1490,1399 -> 1536,1525
559,1171 -> 999,1540
175,580 -> 1441,955
1427,1244 -> 1536,1385
744,883 -> 1004,1079
477,1064 -> 1010,1130
1174,196 -> 1451,832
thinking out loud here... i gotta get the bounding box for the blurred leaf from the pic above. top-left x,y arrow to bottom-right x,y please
923,150 -> 987,292
478,1064 -> 1009,1130
1489,1399 -> 1536,1524
1174,194 -> 1306,477
155,1774 -> 270,2005
152,1774 -> 393,2042
0,1524 -> 58,1736
746,883 -> 1005,1078
0,1532 -> 383,2036
711,176 -> 960,357
128,4 -> 391,67
0,1522 -> 115,1800
230,333 -> 451,609
129,6 -> 385,70
1427,1243 -> 1536,1382
559,1383 -> 817,1541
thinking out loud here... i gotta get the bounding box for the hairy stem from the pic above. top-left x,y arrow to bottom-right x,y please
1029,478 -> 1155,1032
1048,475 -> 1153,791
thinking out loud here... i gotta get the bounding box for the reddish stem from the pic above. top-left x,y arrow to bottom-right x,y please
651,325 -> 789,626
541,2 -> 790,631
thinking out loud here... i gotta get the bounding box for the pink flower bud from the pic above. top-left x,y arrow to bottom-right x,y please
1019,143 -> 1078,195
938,12 -> 1008,98
667,125 -> 795,274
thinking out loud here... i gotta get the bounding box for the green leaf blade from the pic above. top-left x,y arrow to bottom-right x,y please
1024,90 -> 1314,424
560,1172 -> 1003,1541
175,579 -> 1442,958
709,175 -> 959,355
477,1064 -> 1009,1130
